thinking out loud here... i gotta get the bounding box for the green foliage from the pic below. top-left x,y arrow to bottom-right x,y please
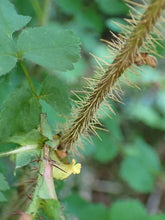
90,130 -> 118,163
16,149 -> 40,168
0,83 -> 41,142
0,0 -> 31,36
120,138 -> 162,192
9,129 -> 45,146
0,173 -> 9,202
95,0 -> 129,16
63,193 -> 109,220
0,32 -> 17,76
17,26 -> 80,72
0,0 -> 165,219
109,199 -> 148,220
41,200 -> 61,219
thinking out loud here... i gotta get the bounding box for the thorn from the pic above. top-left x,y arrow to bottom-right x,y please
38,172 -> 43,176
49,160 -> 67,173
31,167 -> 39,171
30,158 -> 42,163
26,193 -> 32,200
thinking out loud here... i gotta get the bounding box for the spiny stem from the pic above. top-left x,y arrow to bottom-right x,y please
61,0 -> 165,151
20,60 -> 38,98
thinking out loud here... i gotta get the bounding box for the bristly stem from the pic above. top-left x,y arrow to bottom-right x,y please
20,60 -> 38,98
61,0 -> 165,152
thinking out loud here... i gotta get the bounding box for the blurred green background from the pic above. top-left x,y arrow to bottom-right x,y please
1,0 -> 165,219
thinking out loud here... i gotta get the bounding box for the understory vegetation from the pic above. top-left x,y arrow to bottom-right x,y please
0,0 -> 165,219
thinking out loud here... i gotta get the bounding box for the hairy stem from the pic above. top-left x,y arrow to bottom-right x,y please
61,0 -> 165,151
20,60 -> 38,98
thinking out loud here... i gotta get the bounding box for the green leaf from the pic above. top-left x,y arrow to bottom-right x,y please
63,193 -> 109,220
16,149 -> 40,168
120,157 -> 154,192
8,129 -> 45,146
109,199 -> 148,220
0,173 -> 9,202
40,100 -> 67,131
17,25 -> 80,72
0,143 -> 19,154
55,0 -> 83,15
40,113 -> 53,141
0,83 -> 41,142
86,130 -> 118,163
0,32 -> 17,76
0,0 -> 31,37
80,203 -> 109,220
126,102 -> 165,130
0,191 -> 7,202
95,0 -> 128,16
40,75 -> 71,114
120,138 -> 162,192
94,131 -> 118,163
0,173 -> 9,191
76,5 -> 104,33
106,18 -> 128,33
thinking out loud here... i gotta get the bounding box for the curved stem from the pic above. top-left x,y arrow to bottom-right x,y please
61,0 -> 165,151
20,60 -> 38,98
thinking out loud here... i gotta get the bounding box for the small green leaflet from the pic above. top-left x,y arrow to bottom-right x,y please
17,25 -> 81,72
0,173 -> 9,202
40,75 -> 71,115
0,0 -> 31,37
